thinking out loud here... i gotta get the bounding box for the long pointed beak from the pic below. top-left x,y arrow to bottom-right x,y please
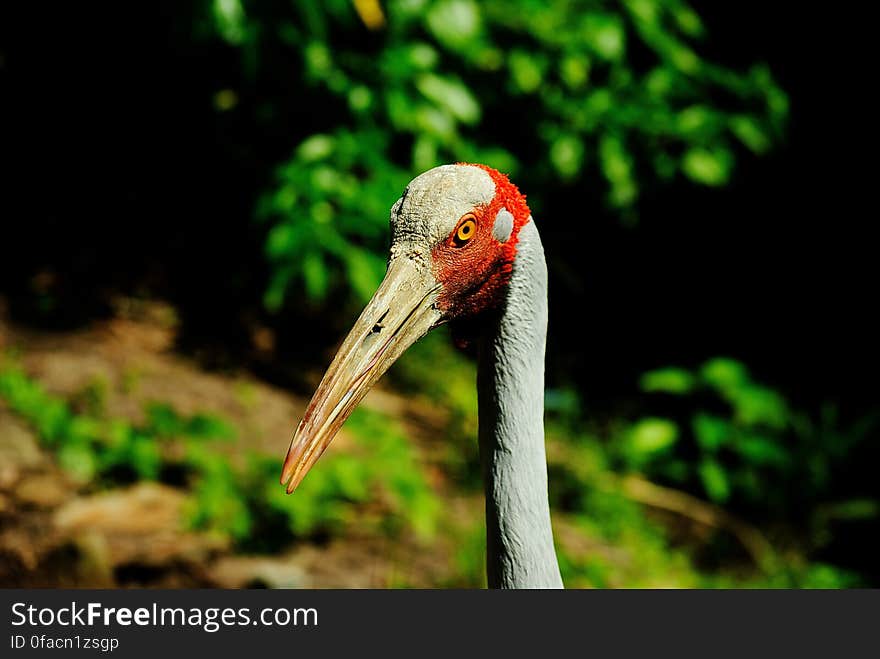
281,256 -> 443,493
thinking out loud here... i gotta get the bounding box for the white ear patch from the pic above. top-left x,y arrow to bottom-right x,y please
492,208 -> 514,243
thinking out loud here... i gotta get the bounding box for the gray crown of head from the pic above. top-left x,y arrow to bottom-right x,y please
389,164 -> 496,250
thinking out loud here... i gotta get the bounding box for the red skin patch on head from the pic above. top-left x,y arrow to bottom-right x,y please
431,163 -> 532,320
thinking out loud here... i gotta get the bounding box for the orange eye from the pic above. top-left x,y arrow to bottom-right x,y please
454,217 -> 476,245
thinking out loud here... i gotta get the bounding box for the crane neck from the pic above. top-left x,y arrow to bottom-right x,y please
477,219 -> 563,588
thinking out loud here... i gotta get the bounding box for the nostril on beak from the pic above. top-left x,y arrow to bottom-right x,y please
371,309 -> 390,334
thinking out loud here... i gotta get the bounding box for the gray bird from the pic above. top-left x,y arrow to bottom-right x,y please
281,163 -> 563,589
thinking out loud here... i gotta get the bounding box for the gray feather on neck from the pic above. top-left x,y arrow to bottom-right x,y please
477,219 -> 563,589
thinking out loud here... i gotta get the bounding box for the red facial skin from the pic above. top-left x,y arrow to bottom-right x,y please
432,164 -> 532,322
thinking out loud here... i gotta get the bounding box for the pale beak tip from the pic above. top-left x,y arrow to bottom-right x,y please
280,470 -> 299,495
280,447 -> 299,492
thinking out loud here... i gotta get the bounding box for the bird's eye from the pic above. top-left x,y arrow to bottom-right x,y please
453,216 -> 477,246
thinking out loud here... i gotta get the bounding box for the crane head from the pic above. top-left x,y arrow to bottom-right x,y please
281,163 -> 531,493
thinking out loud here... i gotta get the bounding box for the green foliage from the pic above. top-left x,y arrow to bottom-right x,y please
705,562 -> 861,589
624,417 -> 678,465
387,328 -> 480,481
448,520 -> 489,588
630,358 -> 878,529
0,358 -> 438,551
188,406 -> 440,552
0,359 -> 234,484
212,0 -> 787,310
640,367 -> 695,394
547,432 -> 703,588
346,408 -> 441,538
535,353 -> 876,587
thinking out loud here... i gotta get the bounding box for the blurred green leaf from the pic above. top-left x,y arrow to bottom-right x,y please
692,413 -> 730,451
731,386 -> 788,429
698,457 -> 731,502
682,147 -> 733,186
819,499 -> 880,521
599,134 -> 637,206
344,249 -> 385,303
407,42 -> 439,70
628,418 -> 679,458
187,413 -> 237,440
130,435 -> 161,479
730,115 -> 771,154
297,134 -> 335,162
580,13 -> 625,61
425,0 -> 481,52
416,73 -> 481,124
508,50 -> 546,94
640,367 -> 695,394
550,134 -> 585,179
266,223 -> 298,260
676,106 -> 721,138
302,250 -> 330,300
146,402 -> 183,437
701,358 -> 749,391
213,0 -> 247,45
735,434 -> 788,465
673,5 -> 704,37
559,54 -> 590,89
58,444 -> 97,483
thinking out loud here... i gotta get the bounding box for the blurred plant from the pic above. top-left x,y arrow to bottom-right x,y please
446,518 -> 488,588
545,428 -> 704,587
0,358 -> 437,551
387,328 -> 481,483
625,358 -> 877,519
205,0 -> 787,310
192,406 -> 441,552
545,406 -> 868,587
0,358 -> 238,484
705,561 -> 860,589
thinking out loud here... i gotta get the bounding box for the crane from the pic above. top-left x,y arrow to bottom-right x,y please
280,163 -> 563,588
